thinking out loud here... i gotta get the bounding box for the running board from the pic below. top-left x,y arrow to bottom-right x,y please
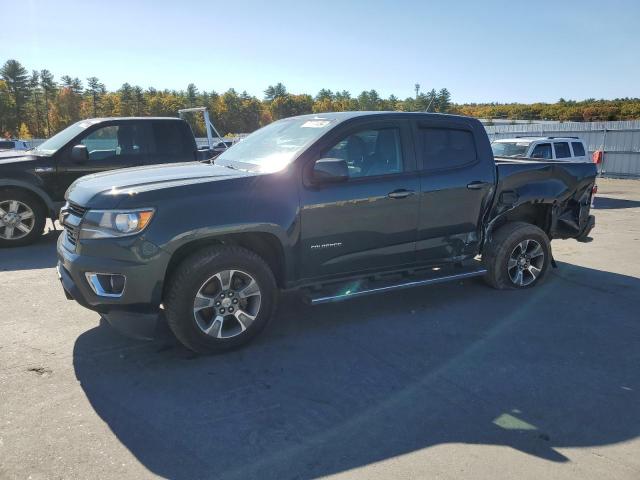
307,267 -> 487,305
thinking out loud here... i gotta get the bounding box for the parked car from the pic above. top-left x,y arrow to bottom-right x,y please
491,137 -> 590,162
57,112 -> 597,353
0,117 -> 201,247
0,139 -> 31,151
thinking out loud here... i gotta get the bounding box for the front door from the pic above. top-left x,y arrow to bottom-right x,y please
299,120 -> 419,280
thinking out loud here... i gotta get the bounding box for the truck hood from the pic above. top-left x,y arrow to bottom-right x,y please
0,151 -> 39,165
66,161 -> 255,207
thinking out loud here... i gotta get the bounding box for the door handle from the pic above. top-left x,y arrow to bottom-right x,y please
387,189 -> 415,199
467,181 -> 491,190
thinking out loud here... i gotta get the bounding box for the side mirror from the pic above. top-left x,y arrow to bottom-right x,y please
70,144 -> 89,163
312,158 -> 349,183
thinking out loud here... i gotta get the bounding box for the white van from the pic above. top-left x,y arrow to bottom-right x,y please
491,137 -> 590,162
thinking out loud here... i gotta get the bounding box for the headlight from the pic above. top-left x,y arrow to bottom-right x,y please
79,209 -> 155,239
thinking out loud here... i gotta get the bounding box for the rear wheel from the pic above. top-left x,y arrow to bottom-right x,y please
164,245 -> 277,354
0,190 -> 46,248
483,222 -> 551,290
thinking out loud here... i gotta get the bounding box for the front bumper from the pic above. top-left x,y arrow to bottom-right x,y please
56,232 -> 171,339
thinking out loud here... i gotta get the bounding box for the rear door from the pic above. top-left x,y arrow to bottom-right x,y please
299,118 -> 420,280
414,118 -> 495,262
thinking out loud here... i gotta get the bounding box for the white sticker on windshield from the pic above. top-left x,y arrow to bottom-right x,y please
301,120 -> 331,128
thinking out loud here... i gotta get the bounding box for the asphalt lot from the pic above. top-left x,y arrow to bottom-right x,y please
1,178 -> 639,480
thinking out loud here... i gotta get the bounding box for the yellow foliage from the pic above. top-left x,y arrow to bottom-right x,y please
18,123 -> 31,139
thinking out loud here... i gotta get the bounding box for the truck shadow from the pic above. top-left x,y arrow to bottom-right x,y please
72,262 -> 639,480
0,226 -> 60,272
594,196 -> 640,210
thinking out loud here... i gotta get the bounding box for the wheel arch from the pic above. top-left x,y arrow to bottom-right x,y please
0,180 -> 56,217
163,231 -> 288,294
481,201 -> 553,254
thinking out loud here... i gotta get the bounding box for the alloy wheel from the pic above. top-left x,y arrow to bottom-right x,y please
0,200 -> 35,240
193,269 -> 262,339
507,239 -> 545,287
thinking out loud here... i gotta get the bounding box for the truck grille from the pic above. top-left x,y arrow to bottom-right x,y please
61,202 -> 87,248
67,202 -> 87,218
66,224 -> 79,246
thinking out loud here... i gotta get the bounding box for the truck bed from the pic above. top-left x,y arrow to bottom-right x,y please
492,156 -> 597,240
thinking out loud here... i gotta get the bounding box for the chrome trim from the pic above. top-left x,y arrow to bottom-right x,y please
84,272 -> 126,298
309,269 -> 487,305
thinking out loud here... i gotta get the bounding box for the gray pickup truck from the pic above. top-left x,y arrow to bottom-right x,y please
57,112 -> 596,354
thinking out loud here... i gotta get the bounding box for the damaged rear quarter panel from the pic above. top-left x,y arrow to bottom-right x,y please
490,160 -> 597,239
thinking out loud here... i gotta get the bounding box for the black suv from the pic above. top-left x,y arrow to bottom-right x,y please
57,112 -> 596,354
0,117 -> 198,247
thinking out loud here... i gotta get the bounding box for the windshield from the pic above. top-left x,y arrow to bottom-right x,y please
34,120 -> 98,155
491,141 -> 531,158
215,117 -> 336,172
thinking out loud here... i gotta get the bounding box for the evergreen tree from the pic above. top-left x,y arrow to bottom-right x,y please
436,88 -> 451,113
264,83 -> 287,102
28,71 -> 42,137
1,59 -> 29,132
39,69 -> 56,136
86,76 -> 105,117
119,83 -> 134,116
186,83 -> 198,107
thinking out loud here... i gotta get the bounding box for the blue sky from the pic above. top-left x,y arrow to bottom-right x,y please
3,0 -> 639,103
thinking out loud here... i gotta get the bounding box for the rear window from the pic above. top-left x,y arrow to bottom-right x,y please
0,141 -> 15,149
419,128 -> 476,169
153,121 -> 194,156
554,142 -> 571,158
571,142 -> 586,157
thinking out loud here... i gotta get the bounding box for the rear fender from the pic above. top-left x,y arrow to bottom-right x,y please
483,180 -> 594,247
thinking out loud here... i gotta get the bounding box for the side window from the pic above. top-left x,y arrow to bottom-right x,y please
554,142 -> 571,158
80,124 -> 152,161
153,122 -> 192,157
324,128 -> 403,178
531,143 -> 552,159
571,142 -> 586,157
419,127 -> 476,170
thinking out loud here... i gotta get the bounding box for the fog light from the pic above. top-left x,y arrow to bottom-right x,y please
85,272 -> 126,297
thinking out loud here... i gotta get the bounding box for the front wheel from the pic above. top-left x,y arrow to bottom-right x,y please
0,190 -> 46,248
483,222 -> 551,290
164,245 -> 277,354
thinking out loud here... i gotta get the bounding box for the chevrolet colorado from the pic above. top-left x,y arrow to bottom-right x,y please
0,117 -> 200,247
56,112 -> 596,353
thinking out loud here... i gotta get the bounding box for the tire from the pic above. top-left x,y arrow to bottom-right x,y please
164,245 -> 278,354
0,189 -> 47,248
483,221 -> 551,290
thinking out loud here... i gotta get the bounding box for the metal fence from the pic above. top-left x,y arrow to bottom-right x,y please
485,120 -> 640,177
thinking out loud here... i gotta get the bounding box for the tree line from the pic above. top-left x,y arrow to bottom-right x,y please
1,58 -> 639,139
